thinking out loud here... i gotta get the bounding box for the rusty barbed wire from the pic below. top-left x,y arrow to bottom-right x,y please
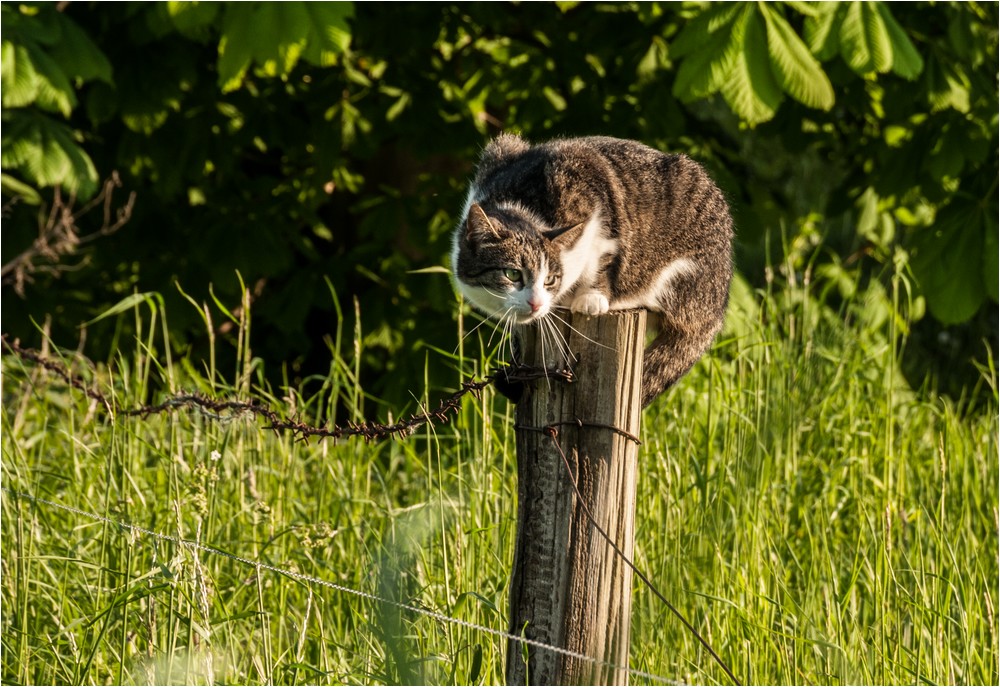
0,333 -> 573,442
2,332 -> 740,684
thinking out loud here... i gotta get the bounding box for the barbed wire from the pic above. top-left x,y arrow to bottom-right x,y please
1,332 -> 738,684
1,487 -> 682,685
0,334 -> 569,442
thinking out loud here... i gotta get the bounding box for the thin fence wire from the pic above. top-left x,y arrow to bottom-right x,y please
1,333 -> 564,442
1,334 -> 735,684
1,487 -> 682,686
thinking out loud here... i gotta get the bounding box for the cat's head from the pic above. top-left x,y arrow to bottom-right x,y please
451,203 -> 581,324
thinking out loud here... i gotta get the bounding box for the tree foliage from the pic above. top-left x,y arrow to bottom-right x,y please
1,1 -> 997,402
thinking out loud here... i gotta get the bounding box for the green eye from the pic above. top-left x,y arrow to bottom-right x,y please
502,268 -> 523,282
544,274 -> 557,287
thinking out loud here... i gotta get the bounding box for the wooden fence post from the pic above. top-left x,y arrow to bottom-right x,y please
506,309 -> 646,685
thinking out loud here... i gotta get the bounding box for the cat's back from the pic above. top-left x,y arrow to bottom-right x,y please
472,134 -> 731,247
475,134 -> 714,201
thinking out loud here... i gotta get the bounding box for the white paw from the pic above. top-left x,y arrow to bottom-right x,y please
571,291 -> 610,316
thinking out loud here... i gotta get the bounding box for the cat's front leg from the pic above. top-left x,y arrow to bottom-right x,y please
570,290 -> 610,316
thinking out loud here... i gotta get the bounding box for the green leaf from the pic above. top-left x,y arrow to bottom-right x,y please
804,3 -> 843,60
721,7 -> 783,125
876,3 -> 923,79
911,199 -> 986,324
671,5 -> 742,102
543,86 -> 567,111
165,1 -> 220,41
0,172 -> 42,205
1,41 -> 41,109
784,1 -> 822,18
839,1 -> 892,75
27,43 -> 77,117
1,10 -> 108,115
863,2 -> 893,72
217,3 -> 350,92
760,5 -> 834,110
217,6 -> 258,91
0,38 -> 79,117
82,292 -> 158,327
0,110 -> 98,197
669,3 -> 743,60
302,2 -> 353,66
637,35 -> 668,81
925,123 -> 967,181
926,58 -> 970,113
855,187 -> 879,239
983,211 -> 998,302
47,13 -> 113,85
385,92 -> 411,122
407,266 -> 451,275
468,644 -> 483,684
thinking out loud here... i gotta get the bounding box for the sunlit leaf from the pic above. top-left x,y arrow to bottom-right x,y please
166,2 -> 220,42
216,7 -> 253,92
876,3 -> 923,79
721,7 -> 782,125
804,3 -> 843,60
82,292 -> 159,326
668,2 -> 743,60
671,6 -> 742,102
926,58 -> 971,113
0,172 -> 42,205
0,110 -> 98,197
760,4 -> 834,110
863,2 -> 893,73
1,41 -> 41,109
303,2 -> 353,65
839,1 -> 894,75
217,2 -> 351,91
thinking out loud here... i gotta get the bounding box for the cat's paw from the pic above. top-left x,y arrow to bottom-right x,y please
571,291 -> 610,316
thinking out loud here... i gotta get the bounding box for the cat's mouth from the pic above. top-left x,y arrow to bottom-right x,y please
513,310 -> 546,325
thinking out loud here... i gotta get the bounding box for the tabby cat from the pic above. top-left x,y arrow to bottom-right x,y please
451,133 -> 733,407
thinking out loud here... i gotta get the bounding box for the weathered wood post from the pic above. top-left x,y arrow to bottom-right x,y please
506,309 -> 646,685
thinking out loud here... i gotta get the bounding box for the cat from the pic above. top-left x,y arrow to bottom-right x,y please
450,133 -> 733,408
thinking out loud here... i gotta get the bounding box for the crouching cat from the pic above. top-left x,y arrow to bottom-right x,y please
450,133 -> 733,408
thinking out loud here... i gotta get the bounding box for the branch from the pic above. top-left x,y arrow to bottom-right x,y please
1,173 -> 137,296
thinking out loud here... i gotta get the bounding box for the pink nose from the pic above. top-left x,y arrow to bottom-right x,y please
528,300 -> 542,312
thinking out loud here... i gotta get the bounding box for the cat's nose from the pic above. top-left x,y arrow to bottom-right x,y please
528,299 -> 542,312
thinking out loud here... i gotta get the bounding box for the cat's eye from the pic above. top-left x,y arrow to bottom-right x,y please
502,268 -> 523,282
544,274 -> 558,287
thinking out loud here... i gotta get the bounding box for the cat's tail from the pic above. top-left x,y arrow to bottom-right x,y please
640,313 -> 723,408
640,261 -> 731,408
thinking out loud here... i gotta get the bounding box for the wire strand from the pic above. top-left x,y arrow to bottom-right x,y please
1,487 -> 682,686
541,427 -> 741,686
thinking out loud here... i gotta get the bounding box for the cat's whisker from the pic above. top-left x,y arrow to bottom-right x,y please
549,318 -> 576,371
547,311 -> 616,353
541,321 -> 555,385
454,303 -> 518,361
487,307 -> 516,349
505,316 -> 520,366
543,315 -> 575,368
461,307 -> 504,343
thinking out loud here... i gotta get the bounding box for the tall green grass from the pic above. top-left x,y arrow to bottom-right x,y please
2,267 -> 997,685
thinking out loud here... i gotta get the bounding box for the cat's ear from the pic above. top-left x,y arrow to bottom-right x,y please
465,203 -> 502,247
544,222 -> 585,248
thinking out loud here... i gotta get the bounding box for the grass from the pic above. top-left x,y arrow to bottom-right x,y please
2,267 -> 997,685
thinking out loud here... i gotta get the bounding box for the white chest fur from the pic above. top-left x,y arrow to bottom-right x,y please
557,211 -> 617,300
